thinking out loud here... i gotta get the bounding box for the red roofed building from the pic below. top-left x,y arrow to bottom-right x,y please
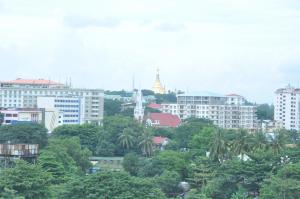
145,113 -> 181,128
152,136 -> 169,150
0,78 -> 66,89
147,103 -> 162,110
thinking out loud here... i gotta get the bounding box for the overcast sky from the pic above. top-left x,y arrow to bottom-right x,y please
0,0 -> 300,103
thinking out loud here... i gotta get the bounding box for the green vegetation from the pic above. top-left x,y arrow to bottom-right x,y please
0,116 -> 300,198
256,104 -> 274,120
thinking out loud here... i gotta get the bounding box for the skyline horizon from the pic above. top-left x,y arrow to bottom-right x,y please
0,75 -> 292,105
1,1 -> 300,104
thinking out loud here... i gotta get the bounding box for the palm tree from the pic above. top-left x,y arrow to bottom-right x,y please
139,130 -> 154,157
209,129 -> 227,163
250,131 -> 268,151
118,128 -> 135,150
269,130 -> 286,155
232,129 -> 251,160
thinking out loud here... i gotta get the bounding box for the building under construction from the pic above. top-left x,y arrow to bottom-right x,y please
0,143 -> 39,168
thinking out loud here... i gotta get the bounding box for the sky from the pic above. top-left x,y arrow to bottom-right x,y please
0,0 -> 300,103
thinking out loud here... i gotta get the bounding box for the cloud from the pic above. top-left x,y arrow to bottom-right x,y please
64,15 -> 120,28
155,22 -> 186,32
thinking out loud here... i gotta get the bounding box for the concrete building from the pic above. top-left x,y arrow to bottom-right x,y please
162,91 -> 257,130
0,78 -> 104,125
37,96 -> 84,125
274,85 -> 300,130
261,120 -> 283,133
161,103 -> 179,115
0,108 -> 44,125
0,108 -> 59,132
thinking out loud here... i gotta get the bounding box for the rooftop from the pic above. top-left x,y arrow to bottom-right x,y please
147,103 -> 162,109
148,113 -> 181,127
1,78 -> 63,85
177,91 -> 225,98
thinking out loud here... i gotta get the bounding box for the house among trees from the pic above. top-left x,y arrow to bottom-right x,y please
145,113 -> 181,128
153,136 -> 169,150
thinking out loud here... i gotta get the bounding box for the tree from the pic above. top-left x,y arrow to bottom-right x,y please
256,104 -> 274,120
0,123 -> 48,148
209,129 -> 228,163
151,150 -> 189,178
118,128 -> 135,150
139,130 -> 154,157
52,124 -> 101,154
260,161 -> 300,199
0,160 -> 52,199
231,130 -> 251,160
250,131 -> 268,151
142,89 -> 155,96
156,170 -> 181,197
39,137 -> 92,176
269,130 -> 287,155
189,127 -> 215,155
123,153 -> 139,176
174,118 -> 214,149
63,172 -> 167,199
104,99 -> 122,116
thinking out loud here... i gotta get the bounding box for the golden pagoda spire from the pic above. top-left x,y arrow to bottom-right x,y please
152,68 -> 166,94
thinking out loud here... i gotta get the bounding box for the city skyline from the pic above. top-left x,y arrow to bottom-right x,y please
1,0 -> 300,103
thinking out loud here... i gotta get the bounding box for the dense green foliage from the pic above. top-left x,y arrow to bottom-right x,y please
0,123 -> 48,148
1,115 -> 300,199
0,160 -> 52,199
256,104 -> 274,120
104,99 -> 122,116
63,172 -> 167,199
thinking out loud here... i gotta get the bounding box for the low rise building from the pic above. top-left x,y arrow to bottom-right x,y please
145,113 -> 181,128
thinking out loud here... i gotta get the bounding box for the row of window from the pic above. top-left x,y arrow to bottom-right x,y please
55,99 -> 79,103
54,105 -> 79,108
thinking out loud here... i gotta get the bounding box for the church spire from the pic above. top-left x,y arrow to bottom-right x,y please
134,88 -> 144,123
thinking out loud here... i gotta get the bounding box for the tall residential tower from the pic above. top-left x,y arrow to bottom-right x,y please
274,85 -> 300,130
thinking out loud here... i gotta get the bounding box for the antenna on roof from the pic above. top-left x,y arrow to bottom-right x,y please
69,77 -> 72,88
132,75 -> 135,91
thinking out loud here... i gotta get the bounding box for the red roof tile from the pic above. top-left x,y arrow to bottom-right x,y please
1,78 -> 62,85
153,136 -> 168,145
147,103 -> 162,109
148,113 -> 181,127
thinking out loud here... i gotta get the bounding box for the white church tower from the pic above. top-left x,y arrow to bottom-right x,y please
134,88 -> 144,123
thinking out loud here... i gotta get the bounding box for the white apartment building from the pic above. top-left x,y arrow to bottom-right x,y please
274,85 -> 300,130
0,78 -> 104,125
37,96 -> 85,125
161,103 -> 179,115
162,92 -> 257,130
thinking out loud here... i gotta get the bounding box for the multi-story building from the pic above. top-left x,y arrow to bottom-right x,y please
0,108 -> 44,125
0,78 -> 104,125
162,92 -> 257,130
161,103 -> 179,115
37,96 -> 84,125
274,85 -> 300,130
0,108 -> 59,132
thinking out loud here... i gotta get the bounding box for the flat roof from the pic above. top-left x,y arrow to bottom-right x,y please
177,91 -> 225,98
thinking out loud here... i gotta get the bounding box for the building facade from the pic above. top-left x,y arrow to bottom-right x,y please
274,85 -> 300,130
0,78 -> 104,125
162,92 -> 257,130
